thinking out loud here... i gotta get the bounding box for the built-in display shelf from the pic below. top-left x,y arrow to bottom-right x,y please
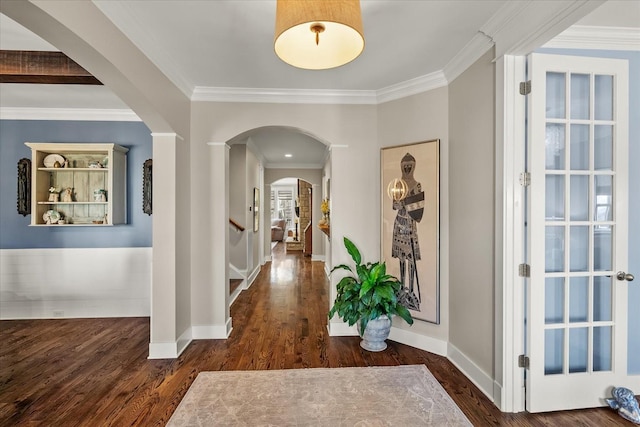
25,142 -> 128,226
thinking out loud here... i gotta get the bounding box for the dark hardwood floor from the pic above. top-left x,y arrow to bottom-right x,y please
0,242 -> 628,426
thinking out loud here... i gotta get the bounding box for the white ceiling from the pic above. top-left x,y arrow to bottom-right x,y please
1,0 -> 638,167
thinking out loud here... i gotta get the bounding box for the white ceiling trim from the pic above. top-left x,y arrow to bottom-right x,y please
376,71 -> 448,104
0,107 -> 140,121
192,70 -> 450,106
488,0 -> 606,57
265,162 -> 324,169
192,86 -> 378,105
543,25 -> 640,51
443,32 -> 495,84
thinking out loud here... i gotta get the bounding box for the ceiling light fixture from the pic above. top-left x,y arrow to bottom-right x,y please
274,0 -> 365,70
285,153 -> 293,158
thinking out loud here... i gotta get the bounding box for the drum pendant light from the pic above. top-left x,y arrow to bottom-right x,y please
274,0 -> 365,70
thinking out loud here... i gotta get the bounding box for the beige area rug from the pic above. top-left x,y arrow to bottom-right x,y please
167,365 -> 473,426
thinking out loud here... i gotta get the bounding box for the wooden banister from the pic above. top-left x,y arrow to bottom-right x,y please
229,218 -> 245,232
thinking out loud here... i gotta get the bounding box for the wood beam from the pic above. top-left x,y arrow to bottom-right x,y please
0,50 -> 102,84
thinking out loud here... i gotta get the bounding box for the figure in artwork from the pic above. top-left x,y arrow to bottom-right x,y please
392,153 -> 425,311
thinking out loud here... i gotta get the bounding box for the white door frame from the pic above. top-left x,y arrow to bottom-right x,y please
497,54 -> 527,413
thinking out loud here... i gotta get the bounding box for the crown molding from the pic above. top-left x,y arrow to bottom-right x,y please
192,86 -> 378,105
443,32 -> 495,83
375,71 -> 448,104
486,0 -> 606,57
543,25 -> 640,51
0,107 -> 140,121
264,162 -> 324,169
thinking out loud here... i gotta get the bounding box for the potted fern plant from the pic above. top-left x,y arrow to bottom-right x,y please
329,237 -> 413,351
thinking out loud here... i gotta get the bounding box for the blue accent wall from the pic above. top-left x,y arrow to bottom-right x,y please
537,48 -> 640,374
0,120 -> 152,249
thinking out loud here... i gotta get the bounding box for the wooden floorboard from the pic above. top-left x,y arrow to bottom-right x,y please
0,244 -> 629,426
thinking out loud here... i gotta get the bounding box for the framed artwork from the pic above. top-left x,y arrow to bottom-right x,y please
17,158 -> 31,216
143,159 -> 152,215
381,139 -> 440,323
253,187 -> 260,232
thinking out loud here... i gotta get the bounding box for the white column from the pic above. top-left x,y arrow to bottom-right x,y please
209,142 -> 231,336
149,132 -> 180,358
326,144 -> 357,336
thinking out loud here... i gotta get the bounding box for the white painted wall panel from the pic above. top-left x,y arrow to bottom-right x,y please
0,247 -> 151,319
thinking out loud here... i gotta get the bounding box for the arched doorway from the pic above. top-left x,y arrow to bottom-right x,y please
225,126 -> 330,306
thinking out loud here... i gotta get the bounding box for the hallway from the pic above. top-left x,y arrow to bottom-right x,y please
0,246 -> 627,425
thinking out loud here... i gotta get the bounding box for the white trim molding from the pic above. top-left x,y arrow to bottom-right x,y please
376,71 -> 448,104
543,25 -> 640,51
448,343 -> 495,402
327,320 -> 358,336
191,318 -> 233,340
389,326 -> 448,357
148,327 -> 192,359
0,107 -> 140,121
192,86 -> 377,105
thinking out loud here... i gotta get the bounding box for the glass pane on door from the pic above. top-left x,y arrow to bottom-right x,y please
542,68 -> 618,380
570,124 -> 589,170
595,75 -> 613,120
546,72 -> 566,119
571,74 -> 590,120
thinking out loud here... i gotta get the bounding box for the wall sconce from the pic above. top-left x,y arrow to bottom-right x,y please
387,178 -> 408,201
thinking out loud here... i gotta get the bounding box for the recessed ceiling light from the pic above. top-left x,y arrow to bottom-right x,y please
285,154 -> 293,158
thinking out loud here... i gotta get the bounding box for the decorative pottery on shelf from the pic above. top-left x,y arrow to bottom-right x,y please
356,315 -> 392,352
93,189 -> 107,202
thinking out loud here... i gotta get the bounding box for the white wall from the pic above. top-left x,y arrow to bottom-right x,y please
0,248 -> 151,319
448,49 -> 496,382
377,87 -> 450,351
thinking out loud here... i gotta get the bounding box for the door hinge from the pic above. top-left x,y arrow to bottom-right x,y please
519,172 -> 531,187
519,80 -> 531,95
518,354 -> 530,369
519,263 -> 530,277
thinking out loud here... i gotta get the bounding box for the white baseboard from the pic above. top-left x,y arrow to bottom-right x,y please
264,255 -> 272,263
148,327 -> 192,359
389,326 -> 448,357
327,320 -> 358,336
246,264 -> 261,288
324,263 -> 331,277
447,343 -> 495,402
191,317 -> 233,339
311,254 -> 325,262
148,342 -> 180,359
493,381 -> 503,411
229,281 -> 245,305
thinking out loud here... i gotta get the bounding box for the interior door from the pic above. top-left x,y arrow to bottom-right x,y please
526,53 -> 631,412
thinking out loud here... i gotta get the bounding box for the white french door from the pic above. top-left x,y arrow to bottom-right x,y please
526,53 -> 632,412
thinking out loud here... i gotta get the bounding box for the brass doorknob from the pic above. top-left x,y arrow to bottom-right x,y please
616,271 -> 635,282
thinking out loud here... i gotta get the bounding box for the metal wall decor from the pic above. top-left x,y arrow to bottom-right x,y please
143,159 -> 152,215
17,158 -> 31,216
253,187 -> 260,232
